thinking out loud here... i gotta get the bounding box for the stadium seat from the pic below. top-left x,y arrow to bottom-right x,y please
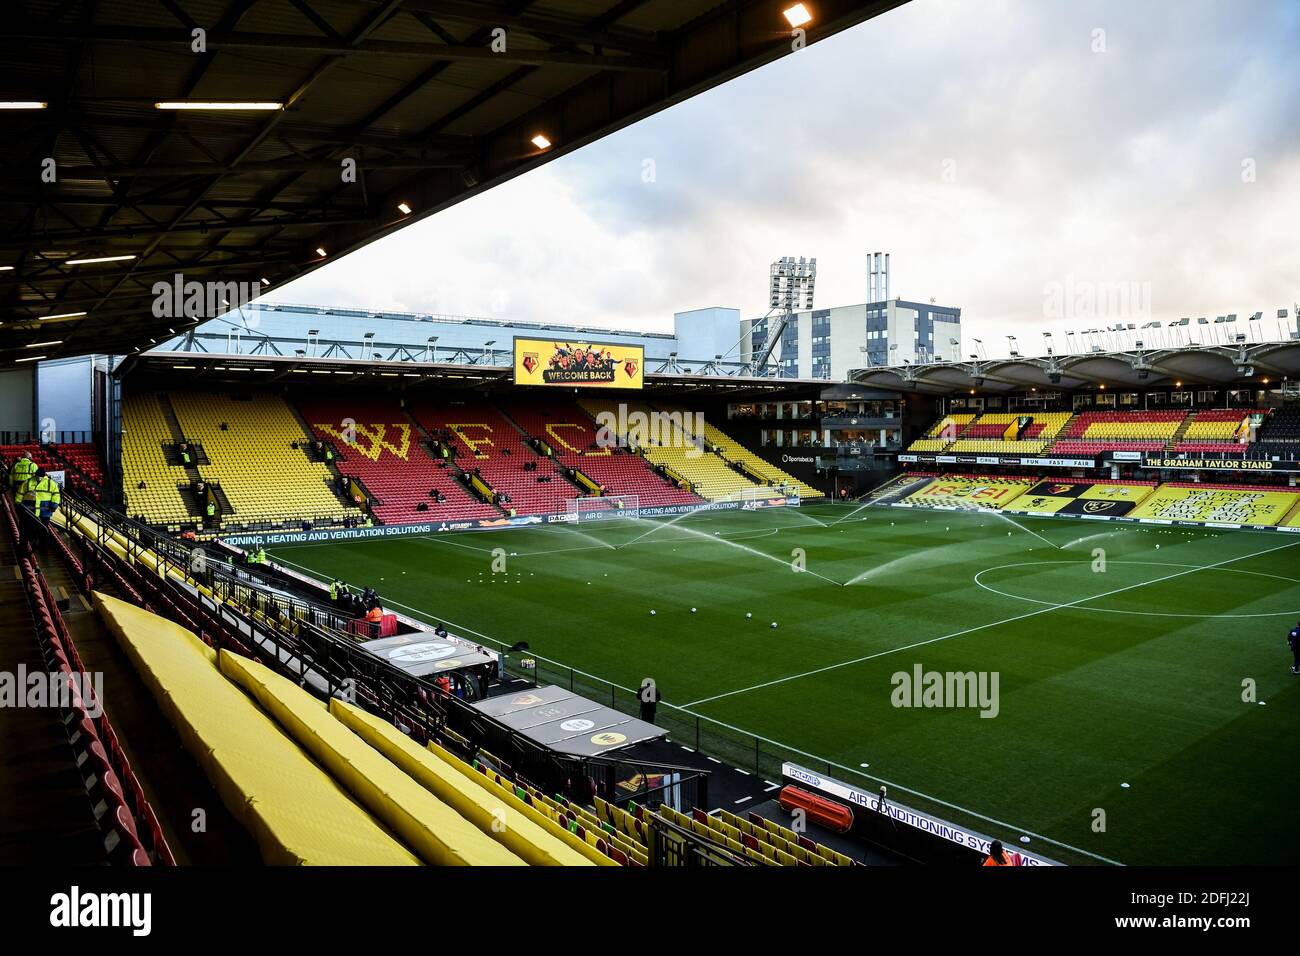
1248,408 -> 1300,460
94,592 -> 420,865
170,392 -> 356,530
219,651 -> 525,866
579,398 -> 762,501
907,411 -> 1070,453
665,405 -> 824,500
410,400 -> 574,516
331,700 -> 594,866
296,396 -> 500,526
1047,410 -> 1188,455
120,395 -> 194,527
503,401 -> 703,508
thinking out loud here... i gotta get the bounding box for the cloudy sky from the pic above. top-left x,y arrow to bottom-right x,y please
269,0 -> 1300,353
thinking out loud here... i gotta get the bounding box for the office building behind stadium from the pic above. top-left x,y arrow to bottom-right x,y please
741,298 -> 963,378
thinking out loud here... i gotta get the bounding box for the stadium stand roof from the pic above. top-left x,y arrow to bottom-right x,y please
0,0 -> 907,365
122,348 -> 830,393
850,341 -> 1300,395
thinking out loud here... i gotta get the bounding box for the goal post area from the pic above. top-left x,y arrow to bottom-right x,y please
565,494 -> 641,522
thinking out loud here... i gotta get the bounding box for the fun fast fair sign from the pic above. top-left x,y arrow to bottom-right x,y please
513,337 -> 644,389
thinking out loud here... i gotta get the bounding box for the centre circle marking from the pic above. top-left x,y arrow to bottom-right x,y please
972,560 -> 1300,619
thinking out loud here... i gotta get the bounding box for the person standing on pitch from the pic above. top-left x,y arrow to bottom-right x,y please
1289,620 -> 1299,675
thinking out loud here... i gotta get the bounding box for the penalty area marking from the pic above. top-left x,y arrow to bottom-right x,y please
973,560 -> 1300,619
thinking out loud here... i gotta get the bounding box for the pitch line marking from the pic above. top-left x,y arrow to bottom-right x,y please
265,552 -> 1123,866
681,536 -> 1300,709
419,525 -> 780,559
830,500 -> 875,525
973,560 -> 1300,619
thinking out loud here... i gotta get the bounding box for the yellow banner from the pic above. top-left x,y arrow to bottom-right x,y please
1005,494 -> 1074,515
1130,486 -> 1300,526
513,337 -> 643,389
1078,483 -> 1154,503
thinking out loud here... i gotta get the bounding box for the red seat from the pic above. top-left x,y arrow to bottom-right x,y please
295,396 -> 500,526
503,401 -> 703,508
412,401 -> 574,516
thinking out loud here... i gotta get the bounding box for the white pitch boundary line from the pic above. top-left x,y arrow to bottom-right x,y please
681,535 -> 1300,708
265,551 -> 1123,865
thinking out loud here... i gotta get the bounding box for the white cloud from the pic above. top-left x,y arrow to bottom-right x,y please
270,0 -> 1300,352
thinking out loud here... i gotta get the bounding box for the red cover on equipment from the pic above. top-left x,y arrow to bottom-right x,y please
777,785 -> 854,834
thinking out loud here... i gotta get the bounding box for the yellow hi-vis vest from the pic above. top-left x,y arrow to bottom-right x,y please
11,458 -> 37,487
31,476 -> 61,508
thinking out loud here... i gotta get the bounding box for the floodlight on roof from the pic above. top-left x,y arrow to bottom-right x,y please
783,3 -> 813,28
530,133 -> 552,150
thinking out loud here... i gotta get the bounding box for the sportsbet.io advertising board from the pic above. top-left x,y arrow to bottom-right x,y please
513,337 -> 644,389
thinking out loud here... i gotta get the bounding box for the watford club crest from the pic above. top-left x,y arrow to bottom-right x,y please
623,358 -> 639,379
522,352 -> 539,375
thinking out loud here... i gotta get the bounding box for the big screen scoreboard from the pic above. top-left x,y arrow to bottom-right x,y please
513,337 -> 644,389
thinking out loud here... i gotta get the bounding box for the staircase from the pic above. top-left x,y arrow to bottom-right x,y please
286,400 -> 352,487
1165,411 -> 1196,453
157,394 -> 207,478
210,484 -> 234,515
175,483 -> 205,518
0,528 -> 103,863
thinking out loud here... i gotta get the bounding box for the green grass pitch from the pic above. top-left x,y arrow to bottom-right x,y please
268,503 -> 1300,865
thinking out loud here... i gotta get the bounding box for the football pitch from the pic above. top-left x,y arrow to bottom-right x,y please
267,503 -> 1300,866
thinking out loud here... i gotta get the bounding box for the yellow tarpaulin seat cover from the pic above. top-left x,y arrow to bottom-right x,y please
330,699 -> 594,867
425,738 -> 620,866
218,651 -> 524,866
93,592 -> 419,866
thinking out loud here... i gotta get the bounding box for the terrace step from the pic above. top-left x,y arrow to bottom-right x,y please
0,530 -> 103,864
